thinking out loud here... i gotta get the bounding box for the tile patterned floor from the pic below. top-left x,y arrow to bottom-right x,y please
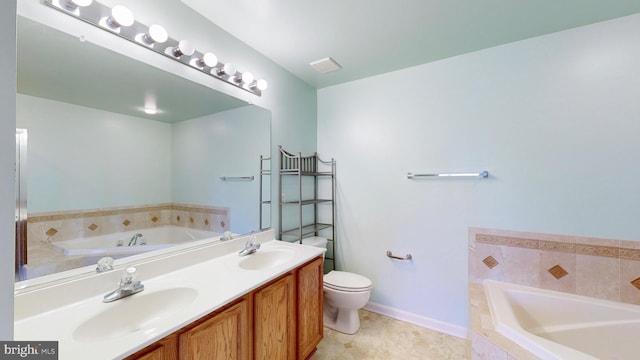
310,310 -> 470,360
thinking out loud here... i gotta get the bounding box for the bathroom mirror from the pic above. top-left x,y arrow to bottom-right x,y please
15,16 -> 271,282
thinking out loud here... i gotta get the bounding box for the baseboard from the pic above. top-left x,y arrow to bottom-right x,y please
363,302 -> 469,340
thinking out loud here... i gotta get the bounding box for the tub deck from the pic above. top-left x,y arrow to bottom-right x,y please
484,280 -> 640,360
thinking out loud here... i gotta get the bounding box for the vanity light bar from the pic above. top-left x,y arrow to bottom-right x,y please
44,0 -> 267,96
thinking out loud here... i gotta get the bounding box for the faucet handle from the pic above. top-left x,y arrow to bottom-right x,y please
96,257 -> 114,273
245,235 -> 260,248
120,266 -> 137,285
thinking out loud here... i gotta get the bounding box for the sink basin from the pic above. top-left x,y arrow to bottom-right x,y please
73,287 -> 198,342
238,247 -> 296,270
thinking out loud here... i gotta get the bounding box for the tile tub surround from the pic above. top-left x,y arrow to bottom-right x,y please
469,282 -> 537,360
24,203 -> 230,276
468,227 -> 640,359
469,227 -> 640,305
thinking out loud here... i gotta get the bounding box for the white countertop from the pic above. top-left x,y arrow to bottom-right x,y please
14,236 -> 324,359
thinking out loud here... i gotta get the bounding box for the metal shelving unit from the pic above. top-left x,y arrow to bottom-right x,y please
259,155 -> 271,231
278,146 -> 336,272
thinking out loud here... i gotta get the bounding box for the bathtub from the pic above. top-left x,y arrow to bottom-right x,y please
53,226 -> 221,257
484,280 -> 640,360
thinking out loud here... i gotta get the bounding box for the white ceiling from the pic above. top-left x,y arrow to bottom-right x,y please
181,0 -> 640,88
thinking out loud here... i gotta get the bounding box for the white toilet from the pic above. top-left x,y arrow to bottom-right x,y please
302,237 -> 373,335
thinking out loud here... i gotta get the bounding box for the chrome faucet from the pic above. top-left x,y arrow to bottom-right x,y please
128,233 -> 143,246
238,236 -> 260,256
103,266 -> 144,303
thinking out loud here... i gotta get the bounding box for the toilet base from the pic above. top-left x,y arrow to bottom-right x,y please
323,303 -> 361,335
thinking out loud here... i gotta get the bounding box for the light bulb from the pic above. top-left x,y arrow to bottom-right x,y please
141,24 -> 168,45
171,40 -> 195,58
241,72 -> 254,84
223,63 -> 236,76
256,79 -> 268,91
196,53 -> 218,68
109,5 -> 134,28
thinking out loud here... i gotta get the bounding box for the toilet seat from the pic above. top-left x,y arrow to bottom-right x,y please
324,271 -> 372,292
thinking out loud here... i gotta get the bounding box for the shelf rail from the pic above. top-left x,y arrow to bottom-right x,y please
407,171 -> 488,179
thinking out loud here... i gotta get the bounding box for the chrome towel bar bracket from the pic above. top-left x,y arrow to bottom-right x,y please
386,251 -> 412,261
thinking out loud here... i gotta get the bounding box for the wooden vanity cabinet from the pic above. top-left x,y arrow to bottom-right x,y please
125,333 -> 178,360
253,273 -> 296,359
296,257 -> 323,360
125,256 -> 323,360
179,298 -> 251,360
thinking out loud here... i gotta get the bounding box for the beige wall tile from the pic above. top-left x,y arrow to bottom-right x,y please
539,249 -> 576,294
576,254 -> 620,301
620,258 -> 640,305
469,242 -> 540,287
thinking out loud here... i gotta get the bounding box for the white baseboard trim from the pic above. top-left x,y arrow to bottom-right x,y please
363,302 -> 469,340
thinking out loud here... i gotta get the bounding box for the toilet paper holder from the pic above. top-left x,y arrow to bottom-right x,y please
386,251 -> 412,261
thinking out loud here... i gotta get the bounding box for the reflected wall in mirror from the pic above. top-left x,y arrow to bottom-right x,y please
16,16 -> 271,281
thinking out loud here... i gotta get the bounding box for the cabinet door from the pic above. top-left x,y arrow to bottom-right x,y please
254,273 -> 296,360
179,298 -> 250,360
297,257 -> 324,359
124,334 -> 178,360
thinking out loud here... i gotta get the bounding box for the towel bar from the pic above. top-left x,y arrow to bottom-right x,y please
407,171 -> 488,179
220,176 -> 255,181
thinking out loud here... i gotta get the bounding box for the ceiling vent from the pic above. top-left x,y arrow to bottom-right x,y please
309,57 -> 342,73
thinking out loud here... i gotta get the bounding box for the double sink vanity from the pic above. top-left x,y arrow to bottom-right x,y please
14,230 -> 325,359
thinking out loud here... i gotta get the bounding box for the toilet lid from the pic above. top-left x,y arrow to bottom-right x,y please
324,271 -> 372,291
301,236 -> 327,248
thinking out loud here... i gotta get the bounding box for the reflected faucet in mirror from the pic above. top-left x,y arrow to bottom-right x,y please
128,233 -> 143,247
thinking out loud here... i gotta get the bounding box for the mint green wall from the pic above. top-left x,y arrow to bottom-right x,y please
171,105 -> 270,234
318,13 -> 640,330
16,94 -> 172,212
0,0 -> 16,339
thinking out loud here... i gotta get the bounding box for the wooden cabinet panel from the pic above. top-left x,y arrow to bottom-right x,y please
253,273 -> 296,360
297,257 -> 323,359
179,298 -> 250,360
124,334 -> 178,360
